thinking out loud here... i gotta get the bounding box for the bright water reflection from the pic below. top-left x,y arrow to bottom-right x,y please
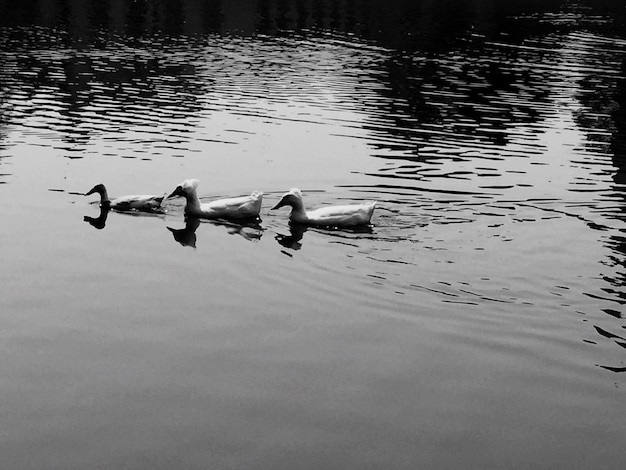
1,1 -> 625,469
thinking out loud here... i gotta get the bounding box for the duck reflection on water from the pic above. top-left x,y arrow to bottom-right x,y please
275,222 -> 307,251
275,221 -> 374,252
83,206 -> 110,230
219,219 -> 263,242
167,217 -> 201,248
83,204 -> 167,230
167,216 -> 263,248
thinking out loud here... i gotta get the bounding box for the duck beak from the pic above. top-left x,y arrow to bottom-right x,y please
167,187 -> 183,199
85,187 -> 97,196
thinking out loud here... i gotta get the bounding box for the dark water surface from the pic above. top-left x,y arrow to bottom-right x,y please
1,1 -> 625,469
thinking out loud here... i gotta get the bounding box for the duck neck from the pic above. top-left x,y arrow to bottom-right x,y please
183,190 -> 202,215
288,199 -> 308,223
99,187 -> 111,205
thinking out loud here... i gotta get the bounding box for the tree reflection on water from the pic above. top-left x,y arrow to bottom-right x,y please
0,0 -> 589,43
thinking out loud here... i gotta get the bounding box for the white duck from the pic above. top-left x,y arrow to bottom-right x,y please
168,179 -> 263,220
85,183 -> 165,213
272,188 -> 376,227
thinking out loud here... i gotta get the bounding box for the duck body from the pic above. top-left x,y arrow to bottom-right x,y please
168,179 -> 263,220
272,188 -> 376,227
85,184 -> 165,213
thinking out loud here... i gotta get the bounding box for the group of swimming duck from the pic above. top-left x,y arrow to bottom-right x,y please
85,178 -> 376,227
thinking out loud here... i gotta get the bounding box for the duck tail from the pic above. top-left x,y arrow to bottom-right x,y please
367,201 -> 377,221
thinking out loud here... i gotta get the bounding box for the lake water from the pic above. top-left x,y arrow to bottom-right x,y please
1,1 -> 625,468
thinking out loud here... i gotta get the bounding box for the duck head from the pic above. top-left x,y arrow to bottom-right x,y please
168,179 -> 200,199
85,183 -> 110,205
85,183 -> 106,197
271,188 -> 304,210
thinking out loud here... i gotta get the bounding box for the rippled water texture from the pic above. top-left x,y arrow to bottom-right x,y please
1,1 -> 625,469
